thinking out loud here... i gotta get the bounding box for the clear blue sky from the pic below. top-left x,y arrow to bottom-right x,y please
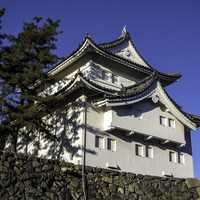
1,0 -> 200,178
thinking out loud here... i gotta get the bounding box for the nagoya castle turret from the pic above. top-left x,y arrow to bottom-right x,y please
21,28 -> 200,178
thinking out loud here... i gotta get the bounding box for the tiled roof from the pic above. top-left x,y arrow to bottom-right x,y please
107,72 -> 157,99
57,72 -> 156,98
48,36 -> 181,86
185,113 -> 200,127
99,30 -> 130,49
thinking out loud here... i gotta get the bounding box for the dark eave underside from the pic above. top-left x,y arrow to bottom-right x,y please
185,113 -> 200,127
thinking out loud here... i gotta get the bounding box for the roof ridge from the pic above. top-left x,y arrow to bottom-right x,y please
98,31 -> 130,49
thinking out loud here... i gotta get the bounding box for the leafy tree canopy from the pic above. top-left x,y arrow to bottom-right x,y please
0,8 -> 63,152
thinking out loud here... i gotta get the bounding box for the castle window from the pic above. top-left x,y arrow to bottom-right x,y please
135,144 -> 144,157
160,116 -> 167,127
102,70 -> 119,84
169,151 -> 177,163
178,153 -> 185,164
160,116 -> 176,128
90,66 -> 103,79
107,138 -> 116,152
95,135 -> 104,149
146,145 -> 154,158
169,119 -> 176,128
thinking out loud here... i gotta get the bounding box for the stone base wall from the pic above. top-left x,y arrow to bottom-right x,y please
0,151 -> 200,200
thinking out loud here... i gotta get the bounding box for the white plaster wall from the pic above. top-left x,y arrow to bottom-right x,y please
21,99 -> 85,165
43,62 -> 93,96
19,97 -> 193,178
103,110 -> 112,130
85,104 -> 194,178
85,131 -> 193,178
109,40 -> 150,68
111,101 -> 186,144
87,62 -> 136,88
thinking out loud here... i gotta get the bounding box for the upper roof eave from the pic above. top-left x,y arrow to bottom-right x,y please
106,72 -> 158,99
54,72 -> 119,97
55,71 -> 158,99
184,113 -> 200,128
47,36 -> 181,86
98,30 -> 130,49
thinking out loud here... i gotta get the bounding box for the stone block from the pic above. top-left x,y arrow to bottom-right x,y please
186,178 -> 200,188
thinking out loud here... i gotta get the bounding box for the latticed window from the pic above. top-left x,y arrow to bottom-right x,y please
146,145 -> 154,158
89,66 -> 103,79
111,74 -> 118,84
169,151 -> 177,163
89,65 -> 119,85
178,153 -> 185,164
169,118 -> 176,128
160,116 -> 167,126
95,135 -> 104,149
135,144 -> 144,157
102,70 -> 110,81
160,116 -> 176,128
107,138 -> 116,151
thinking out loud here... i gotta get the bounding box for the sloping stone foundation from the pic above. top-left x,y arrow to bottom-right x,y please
0,151 -> 199,199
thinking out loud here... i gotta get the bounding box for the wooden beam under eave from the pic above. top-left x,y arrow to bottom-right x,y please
162,140 -> 169,144
128,130 -> 135,136
146,135 -> 153,140
178,143 -> 186,148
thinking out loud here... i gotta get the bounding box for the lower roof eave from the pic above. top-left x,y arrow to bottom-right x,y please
105,91 -> 155,107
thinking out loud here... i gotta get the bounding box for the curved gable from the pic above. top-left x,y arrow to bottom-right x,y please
154,82 -> 197,130
100,29 -> 151,68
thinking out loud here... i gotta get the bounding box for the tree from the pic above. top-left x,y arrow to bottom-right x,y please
0,10 -> 63,152
0,8 -> 9,150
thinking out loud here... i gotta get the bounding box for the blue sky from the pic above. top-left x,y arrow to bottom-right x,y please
1,0 -> 200,178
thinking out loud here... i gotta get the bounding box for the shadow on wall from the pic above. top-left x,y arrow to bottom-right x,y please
7,98 -> 97,161
115,100 -> 155,117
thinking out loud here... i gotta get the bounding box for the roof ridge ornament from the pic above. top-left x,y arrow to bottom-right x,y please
85,33 -> 92,39
121,26 -> 128,37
